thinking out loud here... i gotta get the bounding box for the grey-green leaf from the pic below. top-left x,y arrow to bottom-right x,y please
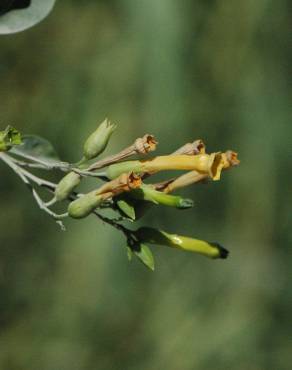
0,0 -> 56,35
134,244 -> 155,271
10,134 -> 60,162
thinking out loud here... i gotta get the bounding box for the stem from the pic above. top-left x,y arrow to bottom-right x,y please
71,168 -> 108,179
93,211 -> 131,237
10,148 -> 70,171
0,153 -> 66,220
0,152 -> 129,234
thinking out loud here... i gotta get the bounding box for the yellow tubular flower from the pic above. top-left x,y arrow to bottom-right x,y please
163,170 -> 206,193
161,150 -> 240,193
140,153 -> 224,178
106,153 -> 225,180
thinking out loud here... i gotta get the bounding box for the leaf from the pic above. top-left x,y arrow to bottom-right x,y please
126,246 -> 133,261
0,125 -> 21,151
0,0 -> 56,35
116,198 -> 136,220
134,244 -> 155,271
10,134 -> 60,164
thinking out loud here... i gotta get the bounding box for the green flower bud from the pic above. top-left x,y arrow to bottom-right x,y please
68,191 -> 104,219
136,227 -> 229,259
55,171 -> 81,201
131,185 -> 193,209
83,119 -> 116,160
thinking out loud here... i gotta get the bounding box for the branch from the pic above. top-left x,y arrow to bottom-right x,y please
0,153 -> 67,223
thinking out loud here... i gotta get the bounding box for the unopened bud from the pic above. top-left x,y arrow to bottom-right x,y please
131,184 -> 193,209
68,191 -> 110,219
83,119 -> 116,160
136,227 -> 229,259
55,171 -> 81,201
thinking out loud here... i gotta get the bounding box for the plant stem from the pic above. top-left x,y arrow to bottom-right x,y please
0,152 -> 129,234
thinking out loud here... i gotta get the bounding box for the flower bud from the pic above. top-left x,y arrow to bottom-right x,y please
132,185 -> 193,209
172,139 -> 205,155
55,171 -> 81,201
136,227 -> 229,259
83,119 -> 116,160
68,191 -> 110,219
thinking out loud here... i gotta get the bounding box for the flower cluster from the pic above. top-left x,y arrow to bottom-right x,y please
0,121 -> 239,270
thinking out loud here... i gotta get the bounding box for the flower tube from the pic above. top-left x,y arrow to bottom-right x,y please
131,184 -> 193,209
106,153 -> 225,180
136,227 -> 229,259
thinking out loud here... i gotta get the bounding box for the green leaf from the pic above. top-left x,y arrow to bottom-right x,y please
134,244 -> 155,271
0,0 -> 56,35
0,125 -> 21,152
126,246 -> 133,261
10,134 -> 60,165
116,198 -> 136,220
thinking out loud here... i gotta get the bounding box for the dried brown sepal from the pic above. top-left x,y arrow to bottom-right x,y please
222,150 -> 240,169
88,134 -> 157,171
95,172 -> 142,196
134,134 -> 158,154
172,139 -> 206,155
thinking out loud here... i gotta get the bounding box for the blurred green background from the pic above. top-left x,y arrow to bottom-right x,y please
0,1 -> 291,369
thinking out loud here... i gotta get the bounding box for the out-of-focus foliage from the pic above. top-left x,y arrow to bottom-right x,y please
0,1 -> 291,369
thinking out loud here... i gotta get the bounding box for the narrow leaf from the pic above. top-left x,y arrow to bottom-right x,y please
116,199 -> 136,220
134,244 -> 155,271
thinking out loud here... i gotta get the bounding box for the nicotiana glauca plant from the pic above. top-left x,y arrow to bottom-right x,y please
0,122 -> 240,270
